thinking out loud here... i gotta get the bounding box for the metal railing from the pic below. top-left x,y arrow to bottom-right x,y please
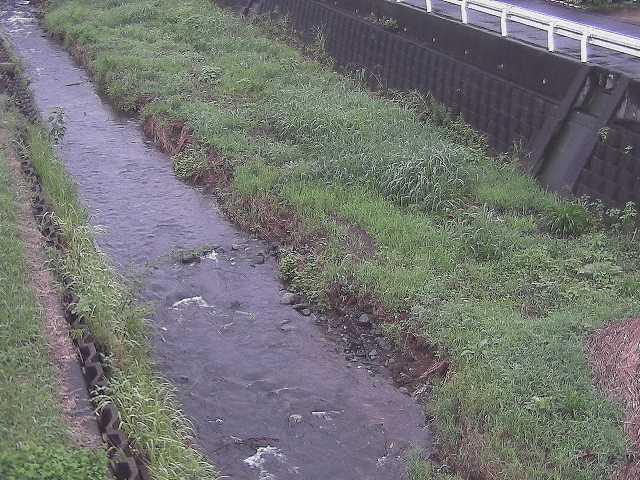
395,0 -> 640,63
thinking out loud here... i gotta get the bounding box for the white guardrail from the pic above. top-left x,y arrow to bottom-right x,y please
395,0 -> 640,63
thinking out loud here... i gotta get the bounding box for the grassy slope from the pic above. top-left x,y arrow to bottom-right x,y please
44,0 -> 640,478
0,102 -> 106,479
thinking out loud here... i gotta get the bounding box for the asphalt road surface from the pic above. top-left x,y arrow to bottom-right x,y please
400,0 -> 640,77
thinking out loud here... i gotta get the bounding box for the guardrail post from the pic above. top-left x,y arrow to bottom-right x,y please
426,0 -> 432,13
547,22 -> 555,52
581,30 -> 590,62
461,0 -> 468,24
500,8 -> 508,37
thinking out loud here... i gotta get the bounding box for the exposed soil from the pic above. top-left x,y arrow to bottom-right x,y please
143,117 -> 192,156
0,128 -> 100,449
588,317 -> 640,480
330,213 -> 377,259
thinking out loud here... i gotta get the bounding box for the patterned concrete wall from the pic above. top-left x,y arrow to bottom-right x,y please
575,80 -> 640,206
256,0 -> 582,156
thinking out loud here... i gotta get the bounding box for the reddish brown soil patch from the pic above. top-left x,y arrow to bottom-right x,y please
144,117 -> 192,155
588,317 -> 640,479
202,151 -> 234,189
330,213 -> 376,258
224,193 -> 320,249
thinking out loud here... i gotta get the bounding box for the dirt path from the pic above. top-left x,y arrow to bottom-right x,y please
0,2 -> 431,478
589,318 -> 640,480
0,127 -> 100,449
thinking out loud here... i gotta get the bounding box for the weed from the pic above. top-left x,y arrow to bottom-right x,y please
382,17 -> 401,32
199,65 -> 223,84
543,201 -> 591,237
0,446 -> 106,480
47,106 -> 65,144
458,207 -> 512,261
0,108 -> 106,478
365,13 -> 401,32
174,147 -> 209,182
585,197 -> 639,234
407,452 -> 461,480
308,25 -> 333,65
279,249 -> 323,302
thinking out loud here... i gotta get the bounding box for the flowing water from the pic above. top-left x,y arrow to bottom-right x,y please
0,2 -> 431,478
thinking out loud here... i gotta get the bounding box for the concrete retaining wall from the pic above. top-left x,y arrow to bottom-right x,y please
575,80 -> 640,206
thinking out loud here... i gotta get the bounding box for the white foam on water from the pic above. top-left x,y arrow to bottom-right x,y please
243,446 -> 287,480
171,296 -> 213,309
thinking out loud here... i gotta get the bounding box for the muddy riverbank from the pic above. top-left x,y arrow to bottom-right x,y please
0,2 -> 432,478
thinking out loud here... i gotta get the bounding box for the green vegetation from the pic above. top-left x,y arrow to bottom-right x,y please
0,103 -> 106,479
44,0 -> 640,478
409,460 -> 462,480
555,0 -> 639,9
0,446 -> 105,480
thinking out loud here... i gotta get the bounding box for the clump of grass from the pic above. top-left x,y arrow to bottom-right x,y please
173,147 -> 210,182
43,1 -> 640,478
458,207 -> 515,261
407,455 -> 462,480
543,201 -> 592,237
279,249 -> 324,302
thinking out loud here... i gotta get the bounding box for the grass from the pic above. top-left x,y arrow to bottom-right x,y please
408,453 -> 463,480
42,0 -> 640,478
0,102 -> 106,479
559,0 -> 640,9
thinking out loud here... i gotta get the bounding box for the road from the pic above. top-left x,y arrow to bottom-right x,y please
400,0 -> 640,77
